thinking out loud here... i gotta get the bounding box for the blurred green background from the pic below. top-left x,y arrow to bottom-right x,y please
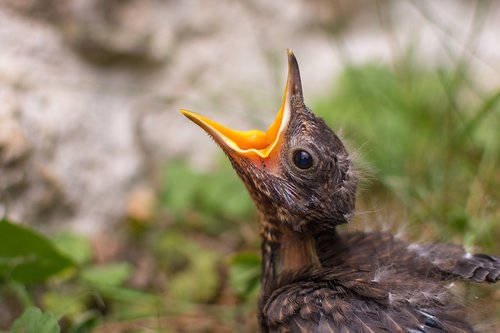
0,0 -> 499,332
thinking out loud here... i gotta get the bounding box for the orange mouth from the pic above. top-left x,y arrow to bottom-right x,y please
181,49 -> 299,159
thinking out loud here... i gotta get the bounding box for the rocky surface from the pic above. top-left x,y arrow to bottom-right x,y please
1,0 -> 499,233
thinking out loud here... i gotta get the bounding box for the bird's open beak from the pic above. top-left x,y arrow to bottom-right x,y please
180,50 -> 302,160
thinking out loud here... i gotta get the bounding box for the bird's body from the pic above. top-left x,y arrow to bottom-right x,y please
262,229 -> 498,332
181,50 -> 499,332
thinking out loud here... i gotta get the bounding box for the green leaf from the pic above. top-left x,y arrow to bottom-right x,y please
169,249 -> 219,303
0,220 -> 74,283
80,262 -> 133,287
156,231 -> 220,303
160,160 -> 254,234
86,284 -> 158,304
42,290 -> 87,320
228,252 -> 261,300
11,307 -> 60,333
52,233 -> 91,265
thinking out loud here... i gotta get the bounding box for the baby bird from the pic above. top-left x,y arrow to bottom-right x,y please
181,50 -> 499,333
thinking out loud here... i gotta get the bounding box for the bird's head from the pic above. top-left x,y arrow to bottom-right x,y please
181,50 -> 357,232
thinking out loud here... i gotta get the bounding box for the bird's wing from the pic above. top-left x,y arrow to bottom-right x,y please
317,230 -> 500,283
263,275 -> 474,333
407,243 -> 500,283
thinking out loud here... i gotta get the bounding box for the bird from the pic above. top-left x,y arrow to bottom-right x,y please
181,50 -> 499,333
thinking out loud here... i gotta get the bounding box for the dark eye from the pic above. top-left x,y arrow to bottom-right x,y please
293,150 -> 313,169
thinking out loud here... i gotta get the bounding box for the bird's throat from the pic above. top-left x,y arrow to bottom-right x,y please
260,221 -> 320,296
279,227 -> 320,274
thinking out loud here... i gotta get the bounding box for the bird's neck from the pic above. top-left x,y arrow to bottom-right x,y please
259,215 -> 321,298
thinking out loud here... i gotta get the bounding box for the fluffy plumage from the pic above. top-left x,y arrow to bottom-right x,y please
261,229 -> 498,332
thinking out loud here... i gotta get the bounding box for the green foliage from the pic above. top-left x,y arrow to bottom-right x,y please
0,219 -> 74,283
159,165 -> 240,302
41,291 -> 88,325
52,233 -> 92,265
11,307 -> 60,333
0,218 -> 161,330
228,252 -> 260,301
81,262 -> 133,287
156,231 -> 220,303
160,159 -> 255,234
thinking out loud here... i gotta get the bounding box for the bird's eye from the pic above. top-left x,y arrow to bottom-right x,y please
293,150 -> 313,169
